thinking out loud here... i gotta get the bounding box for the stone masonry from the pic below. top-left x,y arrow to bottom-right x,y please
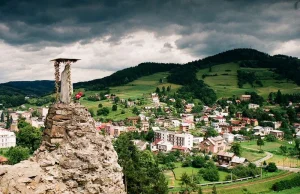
0,103 -> 126,194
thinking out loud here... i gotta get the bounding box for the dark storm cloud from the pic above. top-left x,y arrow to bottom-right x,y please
0,0 -> 299,56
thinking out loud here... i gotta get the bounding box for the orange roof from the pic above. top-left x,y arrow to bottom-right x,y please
0,156 -> 8,162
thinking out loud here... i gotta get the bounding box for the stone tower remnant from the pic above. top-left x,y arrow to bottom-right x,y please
0,59 -> 126,194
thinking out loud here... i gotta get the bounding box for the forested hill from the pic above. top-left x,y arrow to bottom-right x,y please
167,48 -> 300,85
1,80 -> 55,96
74,62 -> 180,90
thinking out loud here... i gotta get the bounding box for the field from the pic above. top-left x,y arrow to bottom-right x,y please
240,140 -> 294,152
267,154 -> 300,168
196,63 -> 300,98
241,148 -> 267,162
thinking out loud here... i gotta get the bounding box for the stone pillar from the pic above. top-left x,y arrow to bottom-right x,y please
54,61 -> 60,102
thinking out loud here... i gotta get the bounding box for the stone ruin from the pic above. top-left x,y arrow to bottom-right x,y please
0,103 -> 126,194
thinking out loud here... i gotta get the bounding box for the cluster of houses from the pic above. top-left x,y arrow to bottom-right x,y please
0,107 -> 49,151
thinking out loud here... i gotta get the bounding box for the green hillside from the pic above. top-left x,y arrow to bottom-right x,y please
77,72 -> 181,121
196,63 -> 300,98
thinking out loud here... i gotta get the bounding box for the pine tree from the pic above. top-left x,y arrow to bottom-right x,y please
0,112 -> 4,122
212,185 -> 217,194
155,87 -> 160,93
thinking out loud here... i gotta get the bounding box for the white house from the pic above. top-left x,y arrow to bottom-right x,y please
153,130 -> 194,150
171,119 -> 181,127
223,133 -> 235,143
193,137 -> 204,144
0,130 -> 16,148
248,103 -> 260,109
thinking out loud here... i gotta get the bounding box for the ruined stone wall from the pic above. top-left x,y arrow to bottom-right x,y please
0,103 -> 126,194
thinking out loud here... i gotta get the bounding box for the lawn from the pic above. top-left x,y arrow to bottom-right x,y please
198,171 -> 296,194
165,162 -> 229,187
240,140 -> 294,152
196,63 -> 300,98
241,148 -> 267,162
110,72 -> 181,99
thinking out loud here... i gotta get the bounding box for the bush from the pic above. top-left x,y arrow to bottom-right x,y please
265,134 -> 277,142
266,162 -> 277,172
6,146 -> 30,164
192,156 -> 206,168
272,174 -> 300,191
199,167 -> 219,182
97,107 -> 110,116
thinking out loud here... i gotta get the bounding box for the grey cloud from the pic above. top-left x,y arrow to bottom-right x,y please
0,0 -> 299,57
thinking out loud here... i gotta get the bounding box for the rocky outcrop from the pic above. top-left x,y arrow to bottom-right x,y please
0,103 -> 126,194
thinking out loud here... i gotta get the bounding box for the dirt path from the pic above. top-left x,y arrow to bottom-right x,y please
201,172 -> 293,193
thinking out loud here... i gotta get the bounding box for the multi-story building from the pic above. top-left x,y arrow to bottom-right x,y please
199,136 -> 227,153
154,130 -> 194,149
0,129 -> 16,148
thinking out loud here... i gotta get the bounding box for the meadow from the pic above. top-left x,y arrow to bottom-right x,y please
196,63 -> 300,98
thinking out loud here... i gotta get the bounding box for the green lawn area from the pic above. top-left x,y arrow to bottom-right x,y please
166,162 -> 229,187
212,172 -> 297,194
241,148 -> 267,162
110,72 -> 181,99
240,140 -> 294,152
196,63 -> 300,98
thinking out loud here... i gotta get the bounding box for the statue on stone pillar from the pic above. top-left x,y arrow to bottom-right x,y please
51,58 -> 80,104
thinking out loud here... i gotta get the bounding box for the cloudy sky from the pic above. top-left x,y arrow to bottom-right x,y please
0,0 -> 299,83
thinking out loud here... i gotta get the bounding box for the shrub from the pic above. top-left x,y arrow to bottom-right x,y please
272,174 -> 300,191
6,146 -> 30,164
266,162 -> 277,172
199,167 -> 219,182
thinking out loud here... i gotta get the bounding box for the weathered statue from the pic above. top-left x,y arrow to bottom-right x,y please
60,62 -> 73,104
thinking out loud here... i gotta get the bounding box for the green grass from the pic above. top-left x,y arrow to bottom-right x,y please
196,63 -> 300,98
166,162 -> 229,187
110,72 -> 181,99
241,148 -> 267,162
240,140 -> 294,152
212,172 -> 297,194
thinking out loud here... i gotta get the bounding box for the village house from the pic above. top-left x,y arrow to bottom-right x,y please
236,112 -> 243,119
223,133 -> 235,143
151,93 -> 160,105
296,131 -> 300,139
140,121 -> 150,131
30,117 -> 45,128
171,119 -> 181,127
181,114 -> 194,123
132,140 -> 149,151
184,103 -> 195,113
217,152 -> 234,165
248,103 -> 260,109
240,95 -> 251,101
199,136 -> 227,154
0,129 -> 16,148
251,119 -> 259,126
127,116 -> 140,126
269,130 -> 284,139
231,156 -> 247,166
242,118 -> 251,125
